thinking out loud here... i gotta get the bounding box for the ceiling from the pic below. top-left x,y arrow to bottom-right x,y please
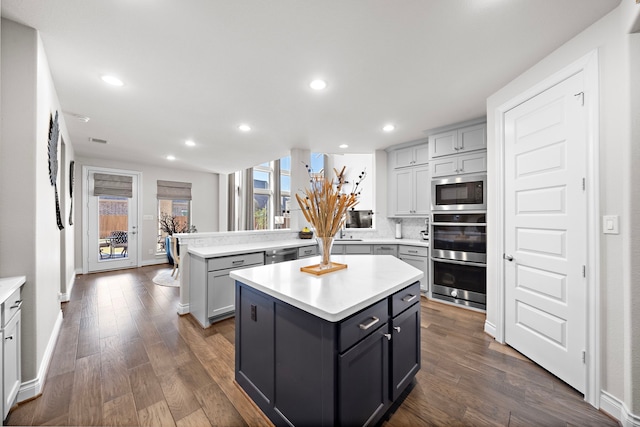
1,0 -> 620,175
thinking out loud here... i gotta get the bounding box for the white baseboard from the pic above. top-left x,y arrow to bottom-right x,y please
59,274 -> 76,302
484,319 -> 496,338
17,310 -> 63,403
141,258 -> 170,267
600,390 -> 639,426
177,302 -> 190,315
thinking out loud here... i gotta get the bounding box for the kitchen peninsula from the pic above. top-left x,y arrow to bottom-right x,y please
231,255 -> 423,426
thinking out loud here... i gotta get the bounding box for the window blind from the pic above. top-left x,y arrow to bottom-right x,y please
157,180 -> 192,200
94,173 -> 133,198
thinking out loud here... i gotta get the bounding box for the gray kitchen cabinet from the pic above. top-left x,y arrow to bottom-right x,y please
1,283 -> 22,420
345,244 -> 373,255
373,244 -> 398,257
430,151 -> 487,178
331,244 -> 344,255
235,281 -> 421,427
399,245 -> 429,293
390,164 -> 430,216
429,123 -> 486,158
392,143 -> 429,168
190,252 -> 264,327
298,245 -> 318,258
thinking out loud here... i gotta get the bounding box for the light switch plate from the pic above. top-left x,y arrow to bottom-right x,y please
602,215 -> 619,234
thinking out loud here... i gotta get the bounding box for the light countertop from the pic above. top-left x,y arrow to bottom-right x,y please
0,276 -> 25,304
230,255 -> 423,322
188,238 -> 428,258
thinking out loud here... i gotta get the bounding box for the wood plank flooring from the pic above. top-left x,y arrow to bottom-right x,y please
7,264 -> 618,426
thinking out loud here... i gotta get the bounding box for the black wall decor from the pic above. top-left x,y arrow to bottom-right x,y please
48,111 -> 64,230
69,160 -> 75,225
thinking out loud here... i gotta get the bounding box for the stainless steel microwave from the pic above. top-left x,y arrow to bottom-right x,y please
431,174 -> 486,211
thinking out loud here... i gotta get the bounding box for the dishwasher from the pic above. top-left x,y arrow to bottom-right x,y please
265,247 -> 298,264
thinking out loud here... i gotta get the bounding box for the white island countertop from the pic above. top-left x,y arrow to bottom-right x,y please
230,255 -> 423,322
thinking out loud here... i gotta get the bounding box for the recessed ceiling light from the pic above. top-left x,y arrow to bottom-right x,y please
238,124 -> 251,132
309,79 -> 328,90
101,75 -> 124,86
166,155 -> 176,161
185,140 -> 196,147
339,144 -> 349,149
383,124 -> 395,132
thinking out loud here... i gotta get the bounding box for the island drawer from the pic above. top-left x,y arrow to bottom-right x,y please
339,299 -> 388,352
391,282 -> 421,317
208,252 -> 264,271
398,245 -> 428,257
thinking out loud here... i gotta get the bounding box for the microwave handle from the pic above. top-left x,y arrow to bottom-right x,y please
431,257 -> 487,268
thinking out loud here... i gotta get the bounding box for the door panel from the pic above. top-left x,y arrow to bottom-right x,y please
86,169 -> 139,272
504,71 -> 586,393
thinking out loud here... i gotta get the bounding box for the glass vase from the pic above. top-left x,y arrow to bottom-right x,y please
316,236 -> 335,270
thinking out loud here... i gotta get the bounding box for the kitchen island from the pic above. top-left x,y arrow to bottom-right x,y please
230,255 -> 423,427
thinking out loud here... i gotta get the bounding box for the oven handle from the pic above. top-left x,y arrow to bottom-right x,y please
431,257 -> 486,267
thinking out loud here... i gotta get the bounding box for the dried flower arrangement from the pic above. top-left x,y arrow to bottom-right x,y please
296,165 -> 366,270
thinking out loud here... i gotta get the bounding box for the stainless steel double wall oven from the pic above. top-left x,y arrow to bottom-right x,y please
431,175 -> 487,310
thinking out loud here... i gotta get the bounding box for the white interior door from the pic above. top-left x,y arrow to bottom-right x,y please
86,168 -> 139,272
504,71 -> 587,393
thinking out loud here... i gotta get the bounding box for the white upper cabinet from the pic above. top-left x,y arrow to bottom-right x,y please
392,143 -> 429,168
431,151 -> 487,178
429,123 -> 486,159
389,164 -> 430,216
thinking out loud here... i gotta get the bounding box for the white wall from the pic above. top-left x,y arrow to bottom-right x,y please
486,0 -> 639,416
1,18 -> 73,391
74,157 -> 219,268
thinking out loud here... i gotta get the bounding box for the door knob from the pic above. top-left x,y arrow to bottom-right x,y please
504,254 -> 514,261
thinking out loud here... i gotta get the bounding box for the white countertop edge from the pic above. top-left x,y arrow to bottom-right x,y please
188,238 -> 429,258
0,276 -> 26,304
230,256 -> 424,322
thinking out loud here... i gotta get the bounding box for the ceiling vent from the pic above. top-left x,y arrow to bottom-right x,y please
89,137 -> 108,144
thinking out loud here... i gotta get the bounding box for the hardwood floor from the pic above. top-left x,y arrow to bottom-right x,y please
7,264 -> 618,426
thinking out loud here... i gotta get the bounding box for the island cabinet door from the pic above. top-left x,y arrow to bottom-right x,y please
390,302 -> 421,401
235,285 -> 275,406
339,326 -> 390,427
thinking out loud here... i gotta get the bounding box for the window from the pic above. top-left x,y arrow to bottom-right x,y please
279,156 -> 291,229
156,180 -> 192,253
253,163 -> 272,230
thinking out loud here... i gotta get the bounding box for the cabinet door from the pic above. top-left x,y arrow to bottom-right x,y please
339,327 -> 389,427
429,130 -> 457,158
207,270 -> 236,319
392,147 -> 415,168
430,157 -> 458,178
391,303 -> 420,401
3,311 -> 20,418
236,285 -> 274,406
413,165 -> 431,215
457,151 -> 487,175
391,169 -> 414,215
413,144 -> 430,166
331,244 -> 345,255
457,123 -> 486,153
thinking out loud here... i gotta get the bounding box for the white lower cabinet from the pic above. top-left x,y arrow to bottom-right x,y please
398,245 -> 429,293
0,279 -> 23,420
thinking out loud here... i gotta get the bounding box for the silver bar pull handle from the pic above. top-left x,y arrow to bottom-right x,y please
358,316 -> 380,330
232,260 -> 245,265
10,300 -> 22,310
393,326 -> 401,333
383,333 -> 392,341
402,294 -> 417,303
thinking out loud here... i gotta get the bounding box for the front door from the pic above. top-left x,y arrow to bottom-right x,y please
504,70 -> 587,393
85,168 -> 139,272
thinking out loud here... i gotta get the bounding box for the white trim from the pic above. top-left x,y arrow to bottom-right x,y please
17,310 -> 63,402
483,320 -> 496,338
58,273 -> 76,302
493,49 -> 600,406
177,302 -> 190,315
600,391 -> 640,427
82,165 -> 143,274
141,258 -> 169,267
